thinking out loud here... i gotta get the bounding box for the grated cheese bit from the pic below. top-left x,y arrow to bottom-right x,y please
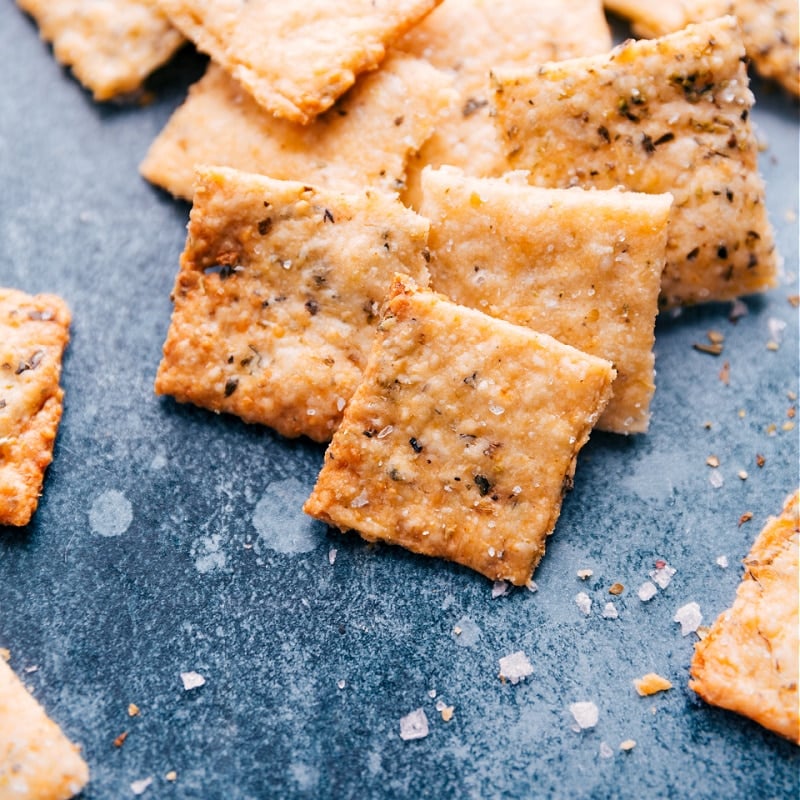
399,708 -> 429,741
498,651 -> 534,685
165,771 -> 177,782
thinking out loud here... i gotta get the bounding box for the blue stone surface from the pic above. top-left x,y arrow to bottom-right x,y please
0,6 -> 798,798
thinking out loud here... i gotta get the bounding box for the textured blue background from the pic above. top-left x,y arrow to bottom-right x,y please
0,6 -> 798,798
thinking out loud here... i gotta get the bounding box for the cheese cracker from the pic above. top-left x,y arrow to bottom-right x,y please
491,16 -> 777,308
17,0 -> 184,101
419,168 -> 671,434
0,289 -> 70,528
156,0 -> 443,124
140,54 -> 455,201
690,490 -> 800,744
155,167 -> 430,442
0,658 -> 89,798
304,274 -> 615,586
604,0 -> 799,95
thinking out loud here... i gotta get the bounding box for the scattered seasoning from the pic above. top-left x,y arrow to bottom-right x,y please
716,555 -> 729,568
180,671 -> 206,691
328,548 -> 337,566
577,569 -> 593,580
692,342 -> 723,356
15,350 -> 44,374
718,361 -> 730,385
575,592 -> 592,616
409,437 -> 423,453
788,295 -> 800,308
709,471 -> 724,489
738,511 -> 753,526
674,602 -> 702,636
474,474 -> 492,496
113,731 -> 128,748
224,377 -> 238,397
569,701 -> 599,730
599,742 -> 614,759
737,470 -> 748,480
706,455 -> 720,468
707,330 -> 725,345
498,651 -> 534,684
323,209 -> 335,223
337,679 -> 346,690
637,582 -> 657,602
350,490 -> 368,508
728,299 -> 748,322
602,602 -> 619,620
399,708 -> 429,741
128,703 -> 140,717
492,580 -> 510,599
130,777 -> 153,796
609,583 -> 624,595
620,739 -> 637,752
650,563 -> 675,590
462,97 -> 489,117
633,673 -> 673,696
755,454 -> 766,468
165,772 -> 177,783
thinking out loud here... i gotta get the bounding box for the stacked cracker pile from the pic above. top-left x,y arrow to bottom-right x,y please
3,2 -> 797,791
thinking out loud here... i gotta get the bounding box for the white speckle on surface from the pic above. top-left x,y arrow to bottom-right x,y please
716,555 -> 729,569
526,579 -> 538,593
428,689 -> 437,699
193,533 -> 227,574
569,701 -> 599,730
600,741 -> 614,759
328,548 -> 337,565
180,671 -> 206,691
577,569 -> 593,580
452,616 -> 481,647
637,582 -> 658,602
252,478 -> 319,554
89,490 -> 133,537
337,679 -> 346,690
131,777 -> 152,795
768,317 -> 787,344
399,708 -> 429,741
674,602 -> 702,635
575,592 -> 592,616
492,580 -> 510,598
350,490 -> 369,508
650,563 -> 676,589
709,471 -> 724,489
498,650 -> 533,684
149,448 -> 168,470
602,602 -> 619,620
289,762 -> 319,792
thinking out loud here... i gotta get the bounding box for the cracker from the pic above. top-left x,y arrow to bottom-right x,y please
690,490 -> 800,744
419,168 -> 671,434
604,0 -> 799,95
0,289 -> 70,528
491,16 -> 778,308
303,274 -> 615,586
396,0 -> 612,208
17,0 -> 184,101
156,0 -> 442,124
0,658 -> 89,798
155,167 -> 431,442
140,54 -> 454,201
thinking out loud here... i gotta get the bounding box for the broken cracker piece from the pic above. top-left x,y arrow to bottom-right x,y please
634,672 -> 673,696
17,0 -> 184,101
156,0 -> 442,124
140,54 -> 454,201
604,0 -> 799,95
690,489 -> 799,744
0,288 -> 70,527
303,275 -> 615,585
419,167 -> 670,433
155,167 -> 430,442
491,16 -> 777,308
0,658 -> 89,798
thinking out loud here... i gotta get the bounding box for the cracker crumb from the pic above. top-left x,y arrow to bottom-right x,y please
620,739 -> 637,752
180,671 -> 206,691
399,708 -> 429,741
609,583 -> 624,595
674,602 -> 702,636
569,701 -> 599,730
637,582 -> 658,602
131,777 -> 153,796
113,731 -> 128,748
707,330 -> 725,345
693,342 -> 723,356
128,703 -> 140,717
165,771 -> 177,782
526,579 -> 539,593
453,625 -> 462,636
498,651 -> 534,684
706,455 -> 720,468
575,592 -> 592,616
634,673 -> 673,696
739,511 -> 754,526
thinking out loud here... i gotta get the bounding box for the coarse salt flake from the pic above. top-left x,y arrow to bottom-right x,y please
399,708 -> 429,741
600,741 -> 614,759
328,548 -> 337,565
498,650 -> 534,685
575,592 -> 592,616
569,701 -> 599,730
649,563 -> 676,590
637,582 -> 657,602
131,777 -> 153,796
709,471 -> 724,489
602,602 -> 619,620
350,490 -> 368,508
180,671 -> 206,691
577,569 -> 593,580
674,602 -> 702,635
492,580 -> 510,599
716,555 -> 729,568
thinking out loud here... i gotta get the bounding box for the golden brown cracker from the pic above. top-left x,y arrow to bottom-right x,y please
690,490 -> 800,744
140,54 -> 455,201
0,658 -> 89,799
156,0 -> 443,123
491,16 -> 778,308
419,168 -> 670,434
304,274 -> 615,586
605,0 -> 799,95
0,289 -> 70,528
17,0 -> 183,101
155,167 -> 430,442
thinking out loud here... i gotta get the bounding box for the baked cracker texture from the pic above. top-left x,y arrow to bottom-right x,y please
604,0 -> 799,95
140,54 -> 454,201
0,289 -> 70,528
419,167 -> 671,434
156,0 -> 443,124
304,274 -> 616,586
0,658 -> 89,799
491,15 -> 778,308
16,0 -> 184,101
155,167 -> 431,442
690,490 -> 800,744
397,0 -> 612,209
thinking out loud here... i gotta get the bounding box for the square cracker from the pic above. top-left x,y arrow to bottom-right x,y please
491,16 -> 778,308
604,0 -> 799,95
155,167 -> 431,443
17,0 -> 184,101
140,54 -> 454,201
396,0 -> 612,209
156,0 -> 443,124
419,167 -> 671,434
303,274 -> 615,586
690,490 -> 799,744
0,289 -> 70,528
0,658 -> 89,798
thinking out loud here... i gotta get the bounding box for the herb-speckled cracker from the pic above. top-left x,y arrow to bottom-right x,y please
0,658 -> 88,799
304,275 -> 615,585
397,0 -> 612,208
155,167 -> 430,442
17,0 -> 183,101
156,0 -> 442,124
419,168 -> 671,434
140,54 -> 454,201
604,0 -> 799,95
0,289 -> 70,528
491,16 -> 778,308
690,490 -> 799,744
